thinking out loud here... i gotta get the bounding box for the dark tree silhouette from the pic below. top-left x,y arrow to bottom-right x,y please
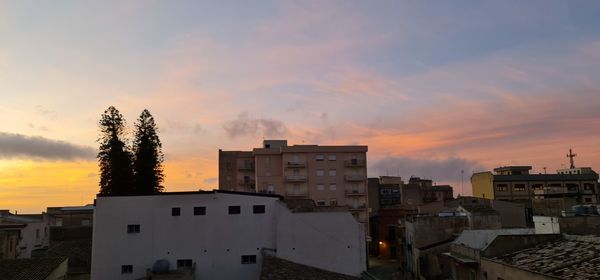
133,109 -> 164,194
97,106 -> 134,196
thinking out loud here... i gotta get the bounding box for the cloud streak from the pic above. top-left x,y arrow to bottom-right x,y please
0,132 -> 95,160
370,156 -> 486,183
223,111 -> 288,139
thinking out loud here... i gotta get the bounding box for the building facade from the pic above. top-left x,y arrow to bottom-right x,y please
471,166 -> 599,218
91,190 -> 366,280
219,140 -> 369,224
0,210 -> 49,259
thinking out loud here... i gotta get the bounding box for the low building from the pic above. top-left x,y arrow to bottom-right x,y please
0,224 -> 23,260
91,190 -> 367,280
0,210 -> 49,258
448,233 -> 600,280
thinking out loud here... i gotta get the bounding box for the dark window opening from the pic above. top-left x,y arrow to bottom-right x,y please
253,205 -> 265,214
121,265 -> 133,274
177,259 -> 193,268
172,207 -> 181,216
194,206 -> 206,216
127,224 -> 140,234
241,255 -> 257,264
229,206 -> 241,214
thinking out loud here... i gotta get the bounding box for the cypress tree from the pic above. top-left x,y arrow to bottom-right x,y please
97,106 -> 134,195
132,109 -> 164,194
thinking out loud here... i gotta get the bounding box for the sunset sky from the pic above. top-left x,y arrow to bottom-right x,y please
2,1 -> 600,213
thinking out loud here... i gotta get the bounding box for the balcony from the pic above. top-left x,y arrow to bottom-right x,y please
533,187 -> 566,196
345,189 -> 366,196
285,175 -> 307,182
237,164 -> 255,171
286,161 -> 306,168
344,159 -> 365,167
345,175 -> 366,182
237,179 -> 256,187
286,189 -> 308,198
348,204 -> 367,211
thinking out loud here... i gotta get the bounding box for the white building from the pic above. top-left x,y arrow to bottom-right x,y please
91,190 -> 366,280
0,210 -> 49,259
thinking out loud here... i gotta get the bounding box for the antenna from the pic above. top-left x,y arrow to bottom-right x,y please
567,148 -> 577,169
461,170 -> 464,196
543,167 -> 547,175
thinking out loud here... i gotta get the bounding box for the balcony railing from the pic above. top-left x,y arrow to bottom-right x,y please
237,164 -> 255,171
286,161 -> 306,168
345,175 -> 366,182
344,159 -> 365,167
345,189 -> 366,196
285,175 -> 307,182
285,190 -> 308,198
237,179 -> 256,187
348,204 -> 367,211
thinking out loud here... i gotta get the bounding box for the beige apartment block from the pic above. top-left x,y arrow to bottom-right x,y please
219,140 -> 369,223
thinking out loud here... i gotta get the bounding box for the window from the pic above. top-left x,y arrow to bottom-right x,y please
172,207 -> 181,216
514,184 -> 526,192
329,169 -> 337,176
584,183 -> 594,190
585,198 -> 592,203
316,200 -> 326,206
329,184 -> 337,191
496,184 -> 508,192
330,199 -> 338,206
316,155 -> 325,161
127,224 -> 140,234
328,154 -> 336,161
316,169 -> 324,176
121,265 -> 133,274
229,206 -> 241,214
265,171 -> 271,176
194,206 -> 206,216
317,184 -> 325,191
36,229 -> 40,239
532,184 -> 543,190
253,205 -> 265,214
566,183 -> 578,191
267,184 -> 275,193
82,219 -> 91,226
226,176 -> 232,181
44,227 -> 48,237
177,259 -> 193,268
241,255 -> 257,264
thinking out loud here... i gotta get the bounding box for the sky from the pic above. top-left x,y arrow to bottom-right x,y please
1,1 -> 600,213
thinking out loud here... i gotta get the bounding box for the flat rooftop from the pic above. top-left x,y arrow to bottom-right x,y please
492,235 -> 600,279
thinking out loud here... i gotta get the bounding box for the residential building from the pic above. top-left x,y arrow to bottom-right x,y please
219,140 -> 369,224
446,232 -> 600,280
218,151 -> 255,192
91,190 -> 366,280
471,165 -> 599,219
418,196 -> 528,228
403,207 -> 502,279
0,224 -> 23,260
0,210 -> 49,259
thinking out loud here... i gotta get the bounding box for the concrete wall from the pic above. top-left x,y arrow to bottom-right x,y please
471,172 -> 494,199
275,210 -> 366,276
18,220 -> 49,258
533,216 -> 560,234
91,192 -> 365,280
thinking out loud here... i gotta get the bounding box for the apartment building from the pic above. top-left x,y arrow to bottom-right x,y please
90,190 -> 366,280
0,210 -> 49,259
472,166 -> 599,218
219,140 -> 369,223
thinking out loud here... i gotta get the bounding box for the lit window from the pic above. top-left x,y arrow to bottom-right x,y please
329,169 -> 337,176
229,206 -> 241,215
121,265 -> 133,274
514,184 -> 526,192
194,207 -> 206,216
127,224 -> 140,234
329,184 -> 337,191
328,155 -> 336,161
172,207 -> 181,216
317,184 -> 325,191
241,255 -> 257,264
496,184 -> 508,192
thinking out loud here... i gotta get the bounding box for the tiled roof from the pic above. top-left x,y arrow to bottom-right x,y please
260,255 -> 358,280
0,256 -> 67,280
492,236 -> 600,280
